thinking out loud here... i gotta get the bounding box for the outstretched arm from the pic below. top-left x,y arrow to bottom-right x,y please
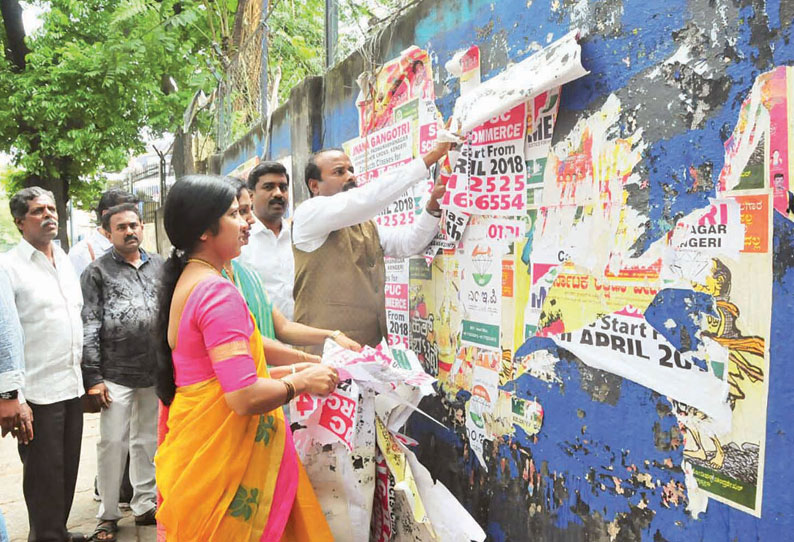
378,159 -> 449,258
272,307 -> 361,351
293,143 -> 452,252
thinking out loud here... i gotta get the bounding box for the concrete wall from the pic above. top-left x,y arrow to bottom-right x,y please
215,1 -> 794,540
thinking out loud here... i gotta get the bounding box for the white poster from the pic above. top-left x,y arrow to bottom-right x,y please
450,30 -> 588,133
461,244 -> 503,349
550,311 -> 731,426
385,258 -> 410,350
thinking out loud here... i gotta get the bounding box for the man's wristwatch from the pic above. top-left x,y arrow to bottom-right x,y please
426,207 -> 442,218
329,330 -> 342,341
0,390 -> 18,400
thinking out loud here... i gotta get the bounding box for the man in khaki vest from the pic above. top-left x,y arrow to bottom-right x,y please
292,142 -> 451,354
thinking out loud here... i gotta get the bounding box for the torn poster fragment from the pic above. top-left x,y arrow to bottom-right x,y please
376,418 -> 487,542
356,46 -> 435,134
510,395 -> 544,436
293,340 -> 437,542
420,44 -> 482,265
551,311 -> 731,426
385,258 -> 411,350
525,86 -> 561,205
463,216 -> 526,247
445,45 -> 481,96
667,198 -> 745,258
449,30 -> 588,134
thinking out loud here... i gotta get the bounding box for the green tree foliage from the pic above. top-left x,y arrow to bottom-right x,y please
265,0 -> 415,106
0,165 -> 22,251
0,0 -> 405,245
0,0 -> 222,244
267,0 -> 324,106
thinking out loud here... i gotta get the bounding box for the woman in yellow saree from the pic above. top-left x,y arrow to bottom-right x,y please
154,175 -> 337,541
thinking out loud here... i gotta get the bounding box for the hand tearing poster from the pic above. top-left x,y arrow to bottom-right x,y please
442,103 -> 528,216
294,340 -> 484,541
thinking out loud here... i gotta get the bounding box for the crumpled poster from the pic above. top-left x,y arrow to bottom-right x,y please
449,30 -> 588,134
292,340 -> 435,450
375,418 -> 487,542
292,340 -> 436,542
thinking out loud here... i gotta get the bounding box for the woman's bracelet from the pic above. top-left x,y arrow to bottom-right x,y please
281,378 -> 296,403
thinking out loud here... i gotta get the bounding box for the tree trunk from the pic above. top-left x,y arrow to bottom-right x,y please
0,0 -> 29,70
171,129 -> 195,179
230,0 -> 251,52
25,173 -> 71,250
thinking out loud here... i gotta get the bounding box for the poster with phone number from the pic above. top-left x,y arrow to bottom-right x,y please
442,103 -> 527,216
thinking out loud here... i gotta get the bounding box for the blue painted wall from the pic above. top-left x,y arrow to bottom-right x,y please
220,0 -> 794,539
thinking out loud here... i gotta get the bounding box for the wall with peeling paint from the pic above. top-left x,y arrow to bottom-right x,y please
214,0 -> 794,540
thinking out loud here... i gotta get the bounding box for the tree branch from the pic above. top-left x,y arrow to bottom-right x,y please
0,0 -> 30,70
230,0 -> 250,51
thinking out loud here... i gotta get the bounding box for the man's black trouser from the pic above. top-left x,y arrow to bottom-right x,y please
18,397 -> 83,542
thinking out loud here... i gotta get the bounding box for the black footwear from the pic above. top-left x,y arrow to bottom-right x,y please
134,507 -> 157,526
88,520 -> 118,542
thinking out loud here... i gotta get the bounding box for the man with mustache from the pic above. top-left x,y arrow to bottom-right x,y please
80,203 -> 163,540
70,188 -> 137,510
238,161 -> 296,319
1,187 -> 86,541
69,188 -> 137,278
292,142 -> 451,354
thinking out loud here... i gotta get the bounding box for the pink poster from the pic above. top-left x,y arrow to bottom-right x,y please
765,67 -> 789,215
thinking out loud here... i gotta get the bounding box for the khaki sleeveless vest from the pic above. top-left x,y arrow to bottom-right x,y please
293,220 -> 387,354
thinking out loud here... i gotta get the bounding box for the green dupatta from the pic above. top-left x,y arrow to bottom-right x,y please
224,260 -> 276,340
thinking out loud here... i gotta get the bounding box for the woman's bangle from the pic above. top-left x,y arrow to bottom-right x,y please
281,378 -> 296,403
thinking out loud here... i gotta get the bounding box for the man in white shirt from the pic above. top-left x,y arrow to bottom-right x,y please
238,161 -> 295,319
1,187 -> 86,542
69,188 -> 136,277
292,142 -> 451,353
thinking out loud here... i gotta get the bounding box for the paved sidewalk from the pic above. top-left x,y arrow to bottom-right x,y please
0,413 -> 156,542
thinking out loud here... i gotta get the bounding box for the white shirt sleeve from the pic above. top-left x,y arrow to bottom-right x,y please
378,209 -> 440,258
293,158 -> 430,253
68,241 -> 92,278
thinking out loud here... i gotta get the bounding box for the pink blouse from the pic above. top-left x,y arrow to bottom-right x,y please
172,276 -> 258,392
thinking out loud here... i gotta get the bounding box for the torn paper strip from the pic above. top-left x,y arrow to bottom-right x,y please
449,30 -> 588,134
550,312 -> 731,426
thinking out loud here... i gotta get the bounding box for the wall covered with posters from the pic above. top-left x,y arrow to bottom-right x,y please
214,0 -> 794,540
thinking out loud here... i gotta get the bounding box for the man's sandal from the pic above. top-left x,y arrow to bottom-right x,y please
67,533 -> 88,542
90,520 -> 118,542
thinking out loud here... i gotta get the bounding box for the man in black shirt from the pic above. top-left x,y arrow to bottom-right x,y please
81,203 -> 163,540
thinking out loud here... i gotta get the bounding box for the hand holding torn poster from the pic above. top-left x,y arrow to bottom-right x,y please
290,340 -> 435,451
293,340 -> 483,542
